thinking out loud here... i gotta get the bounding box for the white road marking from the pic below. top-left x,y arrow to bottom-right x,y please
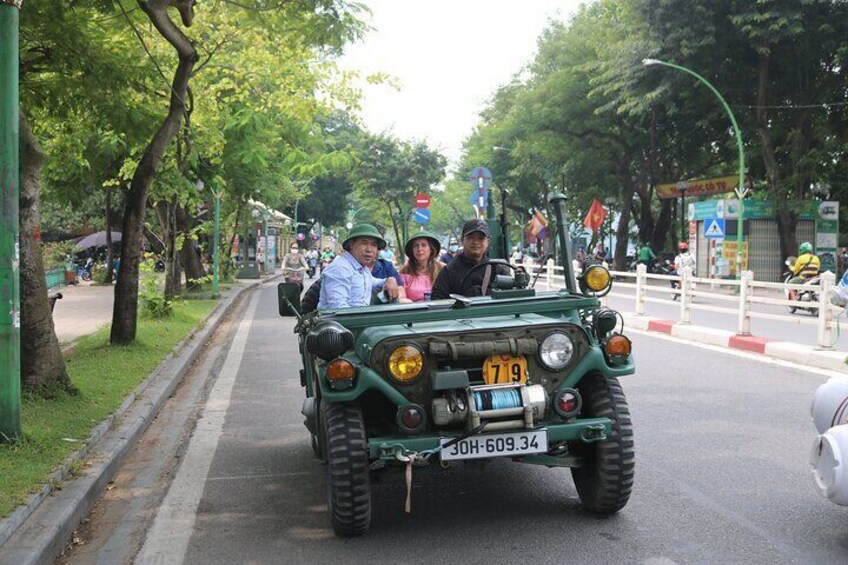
135,292 -> 260,565
206,471 -> 311,482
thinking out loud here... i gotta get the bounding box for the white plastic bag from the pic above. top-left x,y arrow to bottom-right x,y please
832,269 -> 848,307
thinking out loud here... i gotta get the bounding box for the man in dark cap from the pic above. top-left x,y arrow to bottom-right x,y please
318,224 -> 399,310
431,219 -> 504,299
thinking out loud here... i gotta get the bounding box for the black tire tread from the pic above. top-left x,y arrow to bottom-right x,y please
322,402 -> 371,536
571,373 -> 635,514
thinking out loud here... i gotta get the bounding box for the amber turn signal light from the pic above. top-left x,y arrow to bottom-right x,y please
604,334 -> 632,357
579,264 -> 612,296
326,358 -> 355,381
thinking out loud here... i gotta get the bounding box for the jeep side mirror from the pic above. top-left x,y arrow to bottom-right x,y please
277,283 -> 302,317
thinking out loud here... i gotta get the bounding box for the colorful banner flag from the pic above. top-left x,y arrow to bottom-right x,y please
526,210 -> 549,239
583,199 -> 606,233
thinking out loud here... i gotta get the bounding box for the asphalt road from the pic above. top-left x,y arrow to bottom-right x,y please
63,282 -> 848,565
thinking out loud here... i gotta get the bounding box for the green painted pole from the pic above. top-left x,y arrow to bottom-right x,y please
0,0 -> 21,442
643,59 -> 747,278
212,192 -> 220,297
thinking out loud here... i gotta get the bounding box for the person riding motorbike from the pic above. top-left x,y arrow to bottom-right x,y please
283,243 -> 309,289
320,246 -> 335,269
305,247 -> 319,278
670,241 -> 695,300
637,242 -> 656,272
787,241 -> 821,301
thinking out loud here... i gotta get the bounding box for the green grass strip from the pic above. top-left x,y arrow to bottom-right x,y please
0,300 -> 216,518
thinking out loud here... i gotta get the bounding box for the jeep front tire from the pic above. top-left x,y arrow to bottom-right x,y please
570,373 -> 635,514
321,401 -> 371,535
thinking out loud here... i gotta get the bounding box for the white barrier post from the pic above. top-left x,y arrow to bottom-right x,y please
546,258 -> 554,290
635,263 -> 646,315
737,270 -> 752,335
817,271 -> 836,349
679,266 -> 692,324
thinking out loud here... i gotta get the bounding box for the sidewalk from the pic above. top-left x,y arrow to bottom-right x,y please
622,311 -> 848,373
1,275 -> 278,564
50,282 -> 115,344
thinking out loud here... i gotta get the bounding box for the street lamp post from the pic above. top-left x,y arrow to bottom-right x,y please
251,206 -> 272,275
677,180 -> 689,244
643,58 -> 748,278
604,196 -> 616,259
196,179 -> 221,297
0,0 -> 21,442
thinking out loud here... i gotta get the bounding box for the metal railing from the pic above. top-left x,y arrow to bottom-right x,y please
523,257 -> 843,349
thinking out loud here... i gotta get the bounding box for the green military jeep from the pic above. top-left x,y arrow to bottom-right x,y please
278,194 -> 635,536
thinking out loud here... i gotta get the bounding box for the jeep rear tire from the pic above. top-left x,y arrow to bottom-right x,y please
571,373 -> 635,514
321,401 -> 371,536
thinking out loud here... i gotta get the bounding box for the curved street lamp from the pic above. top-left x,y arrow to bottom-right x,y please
643,58 -> 747,278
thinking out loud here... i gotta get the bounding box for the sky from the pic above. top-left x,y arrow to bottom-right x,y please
339,0 -> 585,168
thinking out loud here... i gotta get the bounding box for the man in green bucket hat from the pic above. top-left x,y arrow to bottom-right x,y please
318,223 -> 400,309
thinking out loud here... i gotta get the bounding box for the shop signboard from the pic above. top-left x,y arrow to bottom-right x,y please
816,200 -> 839,272
721,241 -> 749,277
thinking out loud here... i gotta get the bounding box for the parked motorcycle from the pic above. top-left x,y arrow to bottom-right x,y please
76,257 -> 95,282
783,257 -> 819,315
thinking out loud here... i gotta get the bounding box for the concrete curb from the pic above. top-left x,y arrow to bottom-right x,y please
622,312 -> 848,373
0,277 -> 278,565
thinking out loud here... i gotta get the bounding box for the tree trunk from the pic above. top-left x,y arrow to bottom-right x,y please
177,204 -> 205,289
652,199 -> 673,252
19,113 -> 72,395
613,178 -> 636,270
388,199 -> 403,260
110,0 -> 197,344
155,200 -> 182,300
105,184 -> 113,284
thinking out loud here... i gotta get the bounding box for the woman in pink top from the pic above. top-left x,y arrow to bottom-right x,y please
399,232 -> 444,301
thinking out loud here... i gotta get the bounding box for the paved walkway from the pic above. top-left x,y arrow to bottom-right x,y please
50,282 -> 115,344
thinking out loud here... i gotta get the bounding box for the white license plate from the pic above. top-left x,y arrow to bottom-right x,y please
439,430 -> 548,461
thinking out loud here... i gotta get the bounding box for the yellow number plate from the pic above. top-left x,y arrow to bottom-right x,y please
482,355 -> 528,385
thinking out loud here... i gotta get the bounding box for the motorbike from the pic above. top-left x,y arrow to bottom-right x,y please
783,257 -> 820,315
654,260 -> 681,300
306,257 -> 318,279
284,267 -> 305,291
76,257 -> 95,282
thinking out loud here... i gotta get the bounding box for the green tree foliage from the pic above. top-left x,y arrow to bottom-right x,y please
464,0 -> 848,267
354,133 -> 447,257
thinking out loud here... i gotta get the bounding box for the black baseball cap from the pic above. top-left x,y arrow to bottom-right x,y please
461,219 -> 490,238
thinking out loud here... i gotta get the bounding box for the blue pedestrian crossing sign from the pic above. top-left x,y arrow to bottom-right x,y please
413,208 -> 431,225
704,217 -> 725,239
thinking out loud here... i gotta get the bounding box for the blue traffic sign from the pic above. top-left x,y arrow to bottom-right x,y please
468,188 -> 488,208
413,208 -> 431,225
468,166 -> 492,190
704,217 -> 725,239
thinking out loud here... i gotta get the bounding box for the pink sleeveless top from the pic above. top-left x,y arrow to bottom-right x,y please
400,273 -> 432,302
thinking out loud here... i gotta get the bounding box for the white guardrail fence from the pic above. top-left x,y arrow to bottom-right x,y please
522,257 -> 844,350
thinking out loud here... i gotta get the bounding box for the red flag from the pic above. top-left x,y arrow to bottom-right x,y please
583,199 -> 607,234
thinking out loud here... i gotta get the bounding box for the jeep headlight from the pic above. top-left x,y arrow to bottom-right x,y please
387,344 -> 424,383
538,332 -> 574,371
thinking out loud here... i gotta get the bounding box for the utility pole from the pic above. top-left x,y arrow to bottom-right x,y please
0,0 -> 22,441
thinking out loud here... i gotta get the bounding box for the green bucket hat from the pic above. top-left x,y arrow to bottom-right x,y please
404,231 -> 441,259
343,223 -> 386,251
